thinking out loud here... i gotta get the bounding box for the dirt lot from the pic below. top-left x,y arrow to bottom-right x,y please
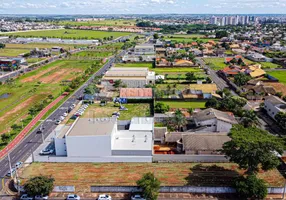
21,66 -> 58,83
265,82 -> 286,96
19,163 -> 284,192
39,68 -> 82,84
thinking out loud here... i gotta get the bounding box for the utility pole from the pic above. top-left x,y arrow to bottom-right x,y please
7,148 -> 13,178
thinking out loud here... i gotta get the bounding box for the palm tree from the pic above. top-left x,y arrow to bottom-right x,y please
173,109 -> 187,131
187,108 -> 194,117
240,110 -> 259,128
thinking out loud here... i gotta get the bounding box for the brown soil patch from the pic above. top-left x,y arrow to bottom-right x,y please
39,68 -> 82,84
21,66 -> 58,83
265,82 -> 286,95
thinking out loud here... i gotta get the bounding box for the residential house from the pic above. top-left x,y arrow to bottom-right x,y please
246,64 -> 266,78
154,127 -> 167,144
193,108 -> 237,133
224,55 -> 243,64
182,84 -> 218,99
101,67 -> 155,89
243,80 -> 276,100
156,48 -> 166,58
180,133 -> 230,155
273,58 -> 286,68
264,95 -> 286,120
0,59 -> 18,71
246,52 -> 272,62
221,65 -> 242,77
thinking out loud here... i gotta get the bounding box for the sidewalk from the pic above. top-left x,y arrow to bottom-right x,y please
0,93 -> 67,159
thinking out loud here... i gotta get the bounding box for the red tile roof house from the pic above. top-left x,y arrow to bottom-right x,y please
120,88 -> 153,99
224,55 -> 243,64
221,65 -> 242,77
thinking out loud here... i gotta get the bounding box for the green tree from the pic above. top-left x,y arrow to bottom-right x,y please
240,110 -> 259,127
275,112 -> 286,130
185,72 -> 196,82
113,79 -> 123,88
216,31 -> 229,38
154,102 -> 170,113
234,175 -> 267,200
0,43 -> 5,49
222,125 -> 284,175
24,176 -> 54,197
137,172 -> 161,200
205,97 -> 220,109
172,109 -> 187,131
0,133 -> 10,144
153,33 -> 159,40
187,108 -> 194,116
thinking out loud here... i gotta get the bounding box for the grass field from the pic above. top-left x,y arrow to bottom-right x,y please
0,60 -> 96,134
26,58 -> 46,64
82,103 -> 151,120
1,29 -> 131,40
167,34 -> 207,38
169,38 -> 218,43
0,48 -> 29,57
19,162 -> 284,192
158,101 -> 206,109
267,70 -> 286,84
203,58 -> 227,70
5,43 -> 87,50
73,51 -> 113,58
115,62 -> 153,68
57,19 -> 136,27
153,67 -> 202,74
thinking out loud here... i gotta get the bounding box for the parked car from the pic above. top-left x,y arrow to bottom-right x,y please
35,195 -> 49,200
36,129 -> 43,134
40,149 -> 54,155
131,195 -> 146,200
66,194 -> 80,200
20,194 -> 33,200
63,113 -> 68,117
15,161 -> 23,169
55,120 -> 61,125
60,116 -> 65,121
6,168 -> 16,177
98,194 -> 112,200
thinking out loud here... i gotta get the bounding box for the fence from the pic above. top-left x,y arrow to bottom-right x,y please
153,154 -> 229,163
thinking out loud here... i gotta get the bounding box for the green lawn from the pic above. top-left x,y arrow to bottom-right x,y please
5,43 -> 86,50
1,29 -> 131,40
260,62 -> 282,69
82,103 -> 151,120
0,48 -> 29,57
267,70 -> 286,84
169,38 -> 218,43
0,60 -> 96,135
115,62 -> 153,69
57,19 -> 136,27
154,67 -> 201,74
203,58 -> 227,70
158,101 -> 206,109
26,58 -> 46,64
167,34 -> 207,38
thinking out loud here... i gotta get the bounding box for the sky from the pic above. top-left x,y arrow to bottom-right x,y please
0,0 -> 286,15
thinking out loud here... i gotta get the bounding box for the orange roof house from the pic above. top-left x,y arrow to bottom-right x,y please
120,88 -> 153,99
225,55 -> 243,63
221,65 -> 242,76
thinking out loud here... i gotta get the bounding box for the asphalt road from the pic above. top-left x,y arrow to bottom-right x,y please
0,51 -> 125,191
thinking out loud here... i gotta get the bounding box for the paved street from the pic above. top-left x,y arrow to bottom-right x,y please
0,50 -> 124,192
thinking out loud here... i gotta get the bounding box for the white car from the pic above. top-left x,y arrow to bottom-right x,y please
20,194 -> 33,200
63,113 -> 68,117
35,195 -> 49,200
98,194 -> 112,200
66,194 -> 80,200
40,149 -> 54,155
6,168 -> 16,177
15,161 -> 23,169
131,195 -> 146,200
60,116 -> 65,120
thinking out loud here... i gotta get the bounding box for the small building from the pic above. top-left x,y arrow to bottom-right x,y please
246,53 -> 270,62
155,48 -> 166,58
193,108 -> 237,133
181,133 -> 230,155
154,127 -> 167,144
264,95 -> 286,120
120,88 -> 153,99
0,59 -> 18,71
51,46 -> 64,52
102,67 -> 156,89
54,117 -> 154,162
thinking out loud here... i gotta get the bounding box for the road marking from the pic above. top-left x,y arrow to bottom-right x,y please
4,163 -> 7,166
12,156 -> 15,160
24,144 -> 28,148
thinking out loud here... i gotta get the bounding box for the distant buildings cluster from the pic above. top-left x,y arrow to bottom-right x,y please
210,15 -> 258,26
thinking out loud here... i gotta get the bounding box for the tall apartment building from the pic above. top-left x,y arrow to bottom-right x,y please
210,15 -> 252,26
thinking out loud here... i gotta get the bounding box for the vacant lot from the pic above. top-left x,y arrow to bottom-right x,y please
260,62 -> 282,69
82,103 -> 151,120
115,62 -> 153,69
158,101 -> 206,109
19,162 -> 284,192
0,60 -> 95,134
58,19 -> 136,27
267,70 -> 286,84
203,58 -> 227,70
153,67 -> 201,74
73,51 -> 113,58
5,43 -> 86,50
0,48 -> 29,57
265,82 -> 286,96
1,29 -> 130,40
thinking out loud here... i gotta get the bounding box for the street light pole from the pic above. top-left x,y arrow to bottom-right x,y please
7,148 -> 13,178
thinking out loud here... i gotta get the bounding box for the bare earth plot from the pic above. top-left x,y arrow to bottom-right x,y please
19,163 -> 284,192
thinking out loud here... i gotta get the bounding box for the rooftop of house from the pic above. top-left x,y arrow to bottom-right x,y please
104,67 -> 151,77
182,133 -> 230,151
154,127 -> 168,140
120,88 -> 153,98
67,118 -> 116,137
265,95 -> 286,106
165,132 -> 184,143
193,108 -> 237,124
129,117 -> 154,132
249,68 -> 266,78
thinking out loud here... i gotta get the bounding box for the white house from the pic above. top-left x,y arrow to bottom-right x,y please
193,108 -> 237,133
264,95 -> 286,120
54,117 -> 154,162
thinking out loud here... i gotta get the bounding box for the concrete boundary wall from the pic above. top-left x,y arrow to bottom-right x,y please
153,155 -> 229,163
90,186 -> 285,194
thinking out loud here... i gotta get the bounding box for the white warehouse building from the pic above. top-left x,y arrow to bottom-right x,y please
54,117 -> 154,162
